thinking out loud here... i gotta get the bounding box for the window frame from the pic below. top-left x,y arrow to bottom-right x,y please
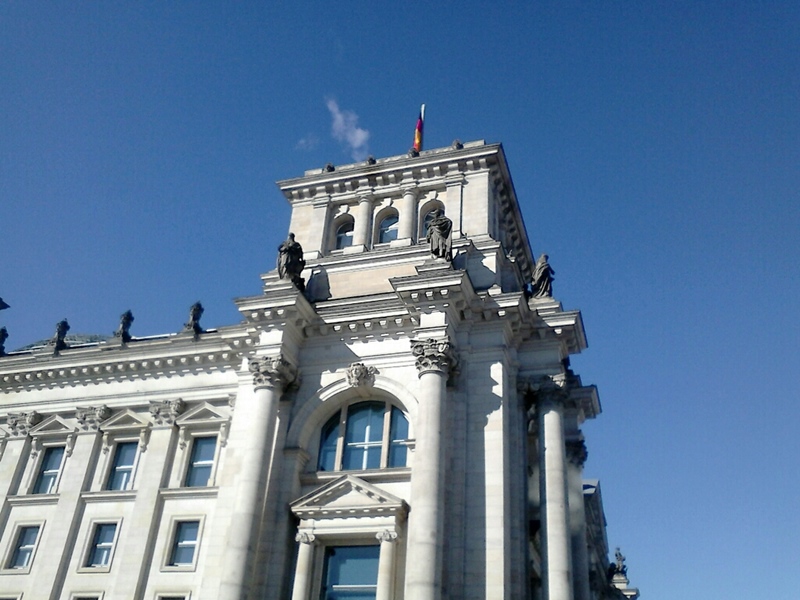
104,439 -> 140,491
316,401 -> 410,473
79,520 -> 121,573
374,209 -> 400,245
334,218 -> 355,250
162,517 -> 204,572
318,543 -> 381,600
31,444 -> 66,495
182,434 -> 219,488
3,522 -> 43,573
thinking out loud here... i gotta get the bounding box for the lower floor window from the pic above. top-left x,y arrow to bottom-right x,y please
321,545 -> 380,600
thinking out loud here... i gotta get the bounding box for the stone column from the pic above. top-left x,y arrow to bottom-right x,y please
398,187 -> 418,241
218,355 -> 297,600
291,533 -> 317,600
566,438 -> 590,600
404,338 -> 456,600
376,530 -> 399,600
537,384 -> 573,600
353,194 -> 374,248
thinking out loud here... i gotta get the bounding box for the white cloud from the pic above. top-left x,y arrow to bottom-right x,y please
326,98 -> 370,161
295,134 -> 319,151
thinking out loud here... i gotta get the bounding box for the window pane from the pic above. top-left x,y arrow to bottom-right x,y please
343,403 -> 384,471
317,412 -> 341,471
378,215 -> 399,243
33,446 -> 65,494
322,546 -> 379,600
185,436 -> 216,487
107,442 -> 137,490
10,526 -> 39,568
87,523 -> 117,567
170,521 -> 199,566
388,407 -> 409,468
336,221 -> 354,249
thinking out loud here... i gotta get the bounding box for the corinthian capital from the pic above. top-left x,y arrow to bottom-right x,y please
249,354 -> 298,390
411,338 -> 458,378
522,374 -> 569,406
566,438 -> 588,467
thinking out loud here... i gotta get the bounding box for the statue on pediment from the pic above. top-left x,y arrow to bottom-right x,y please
277,233 -> 306,293
51,319 -> 70,355
184,302 -> 204,337
531,254 -> 555,298
115,310 -> 134,343
426,208 -> 453,262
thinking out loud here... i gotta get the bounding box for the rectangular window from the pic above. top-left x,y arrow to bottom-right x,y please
106,442 -> 137,490
184,436 -> 216,487
85,523 -> 117,568
321,545 -> 380,600
33,446 -> 65,494
8,525 -> 40,569
169,521 -> 199,566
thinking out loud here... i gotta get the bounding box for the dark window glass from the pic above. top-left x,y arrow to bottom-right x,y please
169,521 -> 199,566
317,411 -> 341,472
86,523 -> 117,567
378,214 -> 399,243
336,221 -> 354,249
342,403 -> 384,470
9,526 -> 39,569
107,442 -> 137,490
321,545 -> 379,600
185,436 -> 216,487
33,446 -> 65,494
388,407 -> 409,467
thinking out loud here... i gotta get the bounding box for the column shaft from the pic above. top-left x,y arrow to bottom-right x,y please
291,537 -> 316,600
376,531 -> 398,600
539,400 -> 573,600
398,189 -> 418,241
404,368 -> 446,600
567,455 -> 591,600
353,196 -> 373,247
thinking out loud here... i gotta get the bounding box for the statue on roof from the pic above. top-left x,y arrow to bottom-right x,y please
115,310 -> 134,344
426,208 -> 453,262
530,254 -> 555,298
51,319 -> 70,355
184,302 -> 204,337
0,326 -> 8,356
277,233 -> 306,293
0,297 -> 9,310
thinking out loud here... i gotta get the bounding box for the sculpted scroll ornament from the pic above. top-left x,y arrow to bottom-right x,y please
295,532 -> 316,545
376,530 -> 398,543
411,338 -> 458,377
249,354 -> 298,390
76,405 -> 111,430
346,362 -> 376,387
6,412 -> 42,436
149,399 -> 185,425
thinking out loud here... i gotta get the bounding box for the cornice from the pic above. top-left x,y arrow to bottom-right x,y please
277,141 -> 502,204
0,334 -> 244,394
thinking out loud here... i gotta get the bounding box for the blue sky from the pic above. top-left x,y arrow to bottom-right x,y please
1,3 -> 799,598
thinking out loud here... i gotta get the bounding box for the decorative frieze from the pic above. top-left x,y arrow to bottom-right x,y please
346,362 -> 376,387
76,405 -> 111,430
249,354 -> 298,391
6,411 -> 42,436
149,399 -> 185,425
411,338 -> 458,378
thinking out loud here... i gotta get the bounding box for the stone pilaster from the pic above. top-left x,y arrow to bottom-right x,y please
353,194 -> 374,247
376,530 -> 399,600
404,337 -> 457,600
218,354 -> 297,600
566,437 -> 591,600
290,533 -> 317,600
399,187 -> 418,241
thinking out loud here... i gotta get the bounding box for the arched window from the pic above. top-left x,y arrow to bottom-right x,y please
335,219 -> 354,250
317,401 -> 410,472
377,213 -> 399,244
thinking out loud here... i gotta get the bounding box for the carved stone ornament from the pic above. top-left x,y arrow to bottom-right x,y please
0,326 -> 8,357
6,411 -> 42,436
76,405 -> 112,430
376,529 -> 398,543
249,355 -> 298,391
346,362 -> 377,387
411,338 -> 458,378
295,532 -> 316,545
527,375 -> 569,406
114,310 -> 134,344
149,399 -> 185,425
566,438 -> 588,467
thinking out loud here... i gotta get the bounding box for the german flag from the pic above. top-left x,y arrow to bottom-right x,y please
413,104 -> 425,152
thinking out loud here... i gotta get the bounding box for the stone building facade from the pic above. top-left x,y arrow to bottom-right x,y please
0,141 -> 636,599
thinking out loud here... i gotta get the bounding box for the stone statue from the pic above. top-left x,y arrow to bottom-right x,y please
115,310 -> 134,343
184,302 -> 204,337
531,254 -> 555,298
0,297 -> 9,310
277,233 -> 306,292
51,318 -> 70,355
610,547 -> 627,577
0,326 -> 8,356
426,208 -> 453,262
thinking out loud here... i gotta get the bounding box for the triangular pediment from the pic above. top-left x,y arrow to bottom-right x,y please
291,474 -> 407,519
100,409 -> 150,431
29,415 -> 73,436
175,402 -> 227,427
